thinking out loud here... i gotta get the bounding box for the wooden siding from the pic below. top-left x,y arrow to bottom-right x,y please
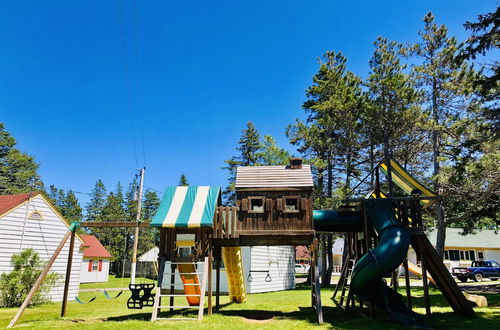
235,165 -> 314,188
235,191 -> 313,234
0,195 -> 83,302
245,246 -> 295,293
79,258 -> 110,283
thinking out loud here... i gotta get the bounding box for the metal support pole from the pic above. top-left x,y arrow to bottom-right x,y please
131,167 -> 145,284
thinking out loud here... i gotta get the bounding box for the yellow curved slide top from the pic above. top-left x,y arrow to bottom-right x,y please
380,158 -> 436,204
222,247 -> 247,303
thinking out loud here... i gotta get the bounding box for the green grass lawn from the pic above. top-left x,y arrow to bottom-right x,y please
1,283 -> 498,329
79,275 -> 155,290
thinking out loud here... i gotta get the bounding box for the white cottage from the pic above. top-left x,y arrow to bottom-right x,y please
0,192 -> 84,302
79,235 -> 111,283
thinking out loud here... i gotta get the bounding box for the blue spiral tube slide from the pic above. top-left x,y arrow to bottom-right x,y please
313,199 -> 424,327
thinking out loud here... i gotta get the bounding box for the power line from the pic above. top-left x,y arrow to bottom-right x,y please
132,0 -> 147,167
116,0 -> 140,169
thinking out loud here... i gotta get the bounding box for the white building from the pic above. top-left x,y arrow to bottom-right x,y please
79,235 -> 111,283
147,245 -> 295,294
0,192 -> 84,302
409,228 -> 500,271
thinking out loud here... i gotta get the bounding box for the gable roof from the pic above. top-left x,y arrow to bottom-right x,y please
0,192 -> 41,216
235,165 -> 314,189
426,228 -> 500,249
80,235 -> 112,258
150,186 -> 220,228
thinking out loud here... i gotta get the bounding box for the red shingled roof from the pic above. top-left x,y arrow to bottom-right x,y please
0,192 -> 41,215
81,235 -> 112,258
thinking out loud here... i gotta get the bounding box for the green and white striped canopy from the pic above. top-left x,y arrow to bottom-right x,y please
150,186 -> 220,228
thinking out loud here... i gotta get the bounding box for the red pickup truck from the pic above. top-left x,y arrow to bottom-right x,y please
452,260 -> 500,282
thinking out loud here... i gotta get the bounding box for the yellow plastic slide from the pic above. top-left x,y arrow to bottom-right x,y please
177,263 -> 201,306
406,260 -> 435,284
222,247 -> 247,303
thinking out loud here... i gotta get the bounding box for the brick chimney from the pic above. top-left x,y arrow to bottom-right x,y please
289,157 -> 303,169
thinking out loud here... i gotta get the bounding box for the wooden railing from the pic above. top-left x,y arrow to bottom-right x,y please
213,206 -> 238,239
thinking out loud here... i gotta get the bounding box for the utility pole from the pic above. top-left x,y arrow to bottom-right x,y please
131,167 -> 145,284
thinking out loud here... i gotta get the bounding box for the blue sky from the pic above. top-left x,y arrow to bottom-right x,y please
1,1 -> 496,204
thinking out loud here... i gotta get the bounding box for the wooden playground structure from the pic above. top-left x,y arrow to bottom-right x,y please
8,157 -> 480,328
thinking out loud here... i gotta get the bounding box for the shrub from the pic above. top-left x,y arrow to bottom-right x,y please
0,248 -> 60,307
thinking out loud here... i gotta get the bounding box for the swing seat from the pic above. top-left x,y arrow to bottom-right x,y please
75,296 -> 96,304
140,284 -> 155,307
127,284 -> 144,309
103,290 -> 123,300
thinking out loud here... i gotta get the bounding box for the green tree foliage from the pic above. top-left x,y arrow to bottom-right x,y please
410,12 -> 475,256
179,174 -> 188,186
0,249 -> 59,307
288,52 -> 369,205
85,180 -> 107,222
367,37 -> 424,169
139,190 -> 161,255
46,186 -> 83,222
224,122 -> 291,204
0,123 -> 43,194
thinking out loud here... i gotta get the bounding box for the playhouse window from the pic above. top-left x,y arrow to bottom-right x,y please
248,197 -> 265,213
283,197 -> 300,213
92,260 -> 99,271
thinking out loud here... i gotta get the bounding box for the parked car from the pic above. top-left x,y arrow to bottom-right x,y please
295,263 -> 310,274
452,260 -> 500,282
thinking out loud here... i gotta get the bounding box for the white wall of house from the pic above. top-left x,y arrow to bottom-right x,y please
0,195 -> 83,302
244,246 -> 295,294
159,245 -> 295,294
79,258 -> 110,283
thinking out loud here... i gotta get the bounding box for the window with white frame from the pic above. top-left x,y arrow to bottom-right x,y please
92,260 -> 99,271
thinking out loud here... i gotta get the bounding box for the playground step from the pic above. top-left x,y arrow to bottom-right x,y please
160,294 -> 201,297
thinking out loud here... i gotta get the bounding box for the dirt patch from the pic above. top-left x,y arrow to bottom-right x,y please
240,312 -> 275,324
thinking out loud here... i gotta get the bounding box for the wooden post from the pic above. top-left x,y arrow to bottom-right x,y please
403,258 -> 412,310
61,229 -> 76,317
197,256 -> 209,320
215,258 -> 220,312
8,230 -> 72,328
420,239 -> 431,315
207,244 -> 213,315
131,167 -> 145,284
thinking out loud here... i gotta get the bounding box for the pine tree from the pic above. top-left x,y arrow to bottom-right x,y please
222,121 -> 262,203
179,174 -> 188,186
367,37 -> 424,193
139,190 -> 161,253
257,135 -> 291,166
85,180 -> 107,222
0,123 -> 43,194
60,190 -> 83,223
411,12 -> 473,257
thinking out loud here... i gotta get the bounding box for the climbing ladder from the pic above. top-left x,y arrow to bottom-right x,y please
151,257 -> 209,321
332,258 -> 356,309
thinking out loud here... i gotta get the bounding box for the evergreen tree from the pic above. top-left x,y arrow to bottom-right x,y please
0,123 -> 43,194
85,180 -> 107,222
139,190 -> 161,253
411,12 -> 473,257
179,174 -> 188,186
223,121 -> 262,203
60,190 -> 83,223
93,183 -> 128,264
367,37 -> 424,190
257,135 -> 291,166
